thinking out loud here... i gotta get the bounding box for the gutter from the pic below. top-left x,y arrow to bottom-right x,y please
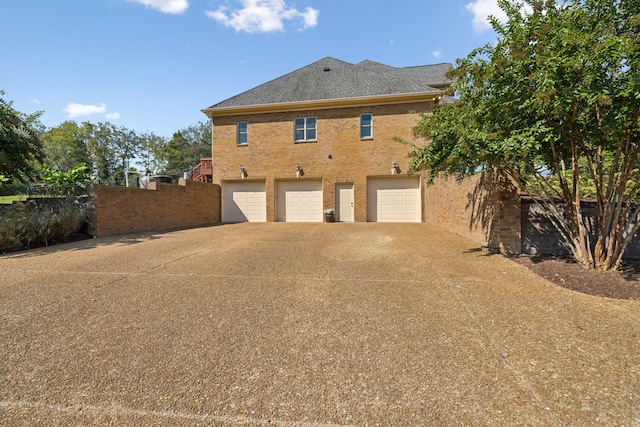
201,91 -> 443,118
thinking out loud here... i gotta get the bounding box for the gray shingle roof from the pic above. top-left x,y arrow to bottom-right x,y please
356,60 -> 453,87
206,57 -> 452,111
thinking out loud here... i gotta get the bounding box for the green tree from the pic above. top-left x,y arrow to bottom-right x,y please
158,120 -> 211,178
85,122 -> 118,182
160,131 -> 191,177
137,131 -> 167,174
405,0 -> 640,271
0,91 -> 45,181
180,120 -> 212,160
83,122 -> 139,184
109,124 -> 139,185
41,121 -> 92,172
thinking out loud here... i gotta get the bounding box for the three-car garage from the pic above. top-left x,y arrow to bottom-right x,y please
222,176 -> 421,223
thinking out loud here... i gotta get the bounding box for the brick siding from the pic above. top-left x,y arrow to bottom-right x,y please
87,179 -> 220,237
211,102 -> 433,222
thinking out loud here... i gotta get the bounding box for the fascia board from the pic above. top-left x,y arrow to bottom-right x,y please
201,92 -> 442,118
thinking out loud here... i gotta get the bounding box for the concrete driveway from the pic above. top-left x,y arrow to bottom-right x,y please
0,223 -> 638,426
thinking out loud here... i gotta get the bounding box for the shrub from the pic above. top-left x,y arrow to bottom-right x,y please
39,163 -> 94,197
0,198 -> 88,251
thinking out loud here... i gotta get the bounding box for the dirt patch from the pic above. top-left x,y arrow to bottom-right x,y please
512,255 -> 640,300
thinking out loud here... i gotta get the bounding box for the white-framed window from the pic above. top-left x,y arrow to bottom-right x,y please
294,117 -> 317,142
237,121 -> 248,145
360,113 -> 373,139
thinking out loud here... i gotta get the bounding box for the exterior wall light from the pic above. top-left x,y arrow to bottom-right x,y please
295,163 -> 304,178
391,161 -> 399,175
240,165 -> 247,179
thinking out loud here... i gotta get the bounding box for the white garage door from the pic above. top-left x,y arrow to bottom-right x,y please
223,181 -> 267,222
367,177 -> 421,222
276,180 -> 323,222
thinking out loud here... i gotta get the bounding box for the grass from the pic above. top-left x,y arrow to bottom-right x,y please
0,195 -> 27,204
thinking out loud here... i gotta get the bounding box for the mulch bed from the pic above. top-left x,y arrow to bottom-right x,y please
512,255 -> 640,300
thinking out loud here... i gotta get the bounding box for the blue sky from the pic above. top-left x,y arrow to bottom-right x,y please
1,0 -> 505,138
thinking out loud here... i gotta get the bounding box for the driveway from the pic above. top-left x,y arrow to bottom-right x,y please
0,223 -> 638,426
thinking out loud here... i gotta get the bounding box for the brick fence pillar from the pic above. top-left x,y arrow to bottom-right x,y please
424,167 -> 521,255
485,168 -> 521,255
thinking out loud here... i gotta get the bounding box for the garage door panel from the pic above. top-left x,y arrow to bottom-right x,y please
224,181 -> 266,222
277,180 -> 323,222
367,177 -> 421,223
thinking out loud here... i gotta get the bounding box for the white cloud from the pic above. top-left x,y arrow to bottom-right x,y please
206,0 -> 319,33
63,103 -> 107,118
30,98 -> 41,104
432,50 -> 442,59
465,0 -> 507,32
128,0 -> 189,14
105,112 -> 121,120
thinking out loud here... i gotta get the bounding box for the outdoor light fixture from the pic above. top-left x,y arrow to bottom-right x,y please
240,165 -> 247,179
391,161 -> 399,175
295,163 -> 303,178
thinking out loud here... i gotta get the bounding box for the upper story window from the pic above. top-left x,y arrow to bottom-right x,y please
360,113 -> 373,139
294,117 -> 317,142
237,121 -> 248,145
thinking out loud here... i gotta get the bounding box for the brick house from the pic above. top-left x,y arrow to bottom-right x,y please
202,57 -> 452,223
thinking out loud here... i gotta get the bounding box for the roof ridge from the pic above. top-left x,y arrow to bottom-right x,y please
205,57 -> 447,111
207,57 -> 353,109
355,59 -> 446,88
402,62 -> 452,68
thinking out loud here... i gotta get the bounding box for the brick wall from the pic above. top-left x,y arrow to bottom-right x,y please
423,172 -> 640,259
87,179 -> 220,237
521,198 -> 571,256
211,102 -> 433,222
423,169 -> 521,255
521,198 -> 640,259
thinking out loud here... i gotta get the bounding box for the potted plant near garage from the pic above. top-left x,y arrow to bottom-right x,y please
324,208 -> 335,223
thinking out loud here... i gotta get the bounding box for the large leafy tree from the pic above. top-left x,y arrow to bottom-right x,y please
40,120 -> 207,184
158,120 -> 211,177
179,120 -> 212,158
160,131 -> 191,177
109,123 -> 139,183
43,121 -> 131,183
41,121 -> 92,172
84,122 -> 117,182
137,131 -> 167,174
84,122 -> 139,183
406,0 -> 640,271
0,91 -> 45,182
